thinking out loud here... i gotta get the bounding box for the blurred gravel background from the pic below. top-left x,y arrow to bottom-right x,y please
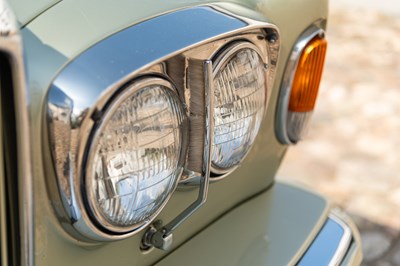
277,1 -> 400,265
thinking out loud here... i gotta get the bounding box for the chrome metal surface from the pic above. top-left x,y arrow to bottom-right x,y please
142,60 -> 214,250
297,213 -> 352,266
276,23 -> 325,145
0,0 -> 33,264
286,111 -> 313,141
180,32 -> 280,184
45,4 -> 280,241
328,214 -> 353,266
210,42 -> 268,176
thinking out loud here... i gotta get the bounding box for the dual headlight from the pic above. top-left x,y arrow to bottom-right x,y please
212,43 -> 266,173
46,7 -> 279,241
84,44 -> 267,233
86,78 -> 185,232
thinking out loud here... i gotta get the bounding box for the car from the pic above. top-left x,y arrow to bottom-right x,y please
0,0 -> 363,265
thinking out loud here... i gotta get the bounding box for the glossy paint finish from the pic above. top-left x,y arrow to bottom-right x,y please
157,185 -> 362,266
8,0 -> 60,26
9,0 -> 331,265
157,183 -> 329,266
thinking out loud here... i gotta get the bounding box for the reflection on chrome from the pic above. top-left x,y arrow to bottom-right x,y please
47,87 -> 74,201
45,4 -> 280,241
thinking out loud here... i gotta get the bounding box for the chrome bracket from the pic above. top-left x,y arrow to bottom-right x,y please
142,60 -> 214,251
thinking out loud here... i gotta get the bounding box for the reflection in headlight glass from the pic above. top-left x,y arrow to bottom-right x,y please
212,48 -> 266,171
88,84 -> 184,229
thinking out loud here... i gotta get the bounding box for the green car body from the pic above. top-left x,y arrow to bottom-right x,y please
0,0 -> 363,265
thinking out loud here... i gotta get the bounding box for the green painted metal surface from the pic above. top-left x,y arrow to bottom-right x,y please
157,182 -> 329,266
9,0 -> 329,265
8,0 -> 60,26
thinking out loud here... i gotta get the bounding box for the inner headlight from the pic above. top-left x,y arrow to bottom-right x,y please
212,42 -> 267,174
85,78 -> 186,233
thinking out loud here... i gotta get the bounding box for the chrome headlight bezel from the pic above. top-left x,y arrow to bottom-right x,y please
46,75 -> 189,241
45,5 -> 280,242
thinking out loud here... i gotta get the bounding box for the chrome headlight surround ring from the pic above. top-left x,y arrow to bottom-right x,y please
210,41 -> 269,176
44,4 -> 280,242
46,75 -> 189,242
83,77 -> 187,234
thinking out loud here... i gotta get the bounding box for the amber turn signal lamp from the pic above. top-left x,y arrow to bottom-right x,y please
276,27 -> 328,145
288,36 -> 327,112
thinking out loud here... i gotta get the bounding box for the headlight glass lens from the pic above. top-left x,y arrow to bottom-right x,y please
86,80 -> 185,232
212,45 -> 266,172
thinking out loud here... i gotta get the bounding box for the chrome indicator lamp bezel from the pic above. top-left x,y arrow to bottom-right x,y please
276,23 -> 325,145
44,4 -> 280,242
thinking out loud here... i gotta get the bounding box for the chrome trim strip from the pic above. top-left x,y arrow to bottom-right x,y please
142,60 -> 214,251
328,214 -> 353,266
51,6 -> 248,113
297,213 -> 352,266
10,36 -> 34,266
168,60 -> 213,231
45,5 -> 279,241
0,0 -> 33,264
276,24 -> 325,145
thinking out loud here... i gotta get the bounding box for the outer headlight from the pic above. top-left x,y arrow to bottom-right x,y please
211,42 -> 267,174
85,78 -> 186,233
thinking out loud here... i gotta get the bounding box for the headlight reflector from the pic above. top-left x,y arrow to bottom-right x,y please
86,78 -> 185,232
212,43 -> 266,173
